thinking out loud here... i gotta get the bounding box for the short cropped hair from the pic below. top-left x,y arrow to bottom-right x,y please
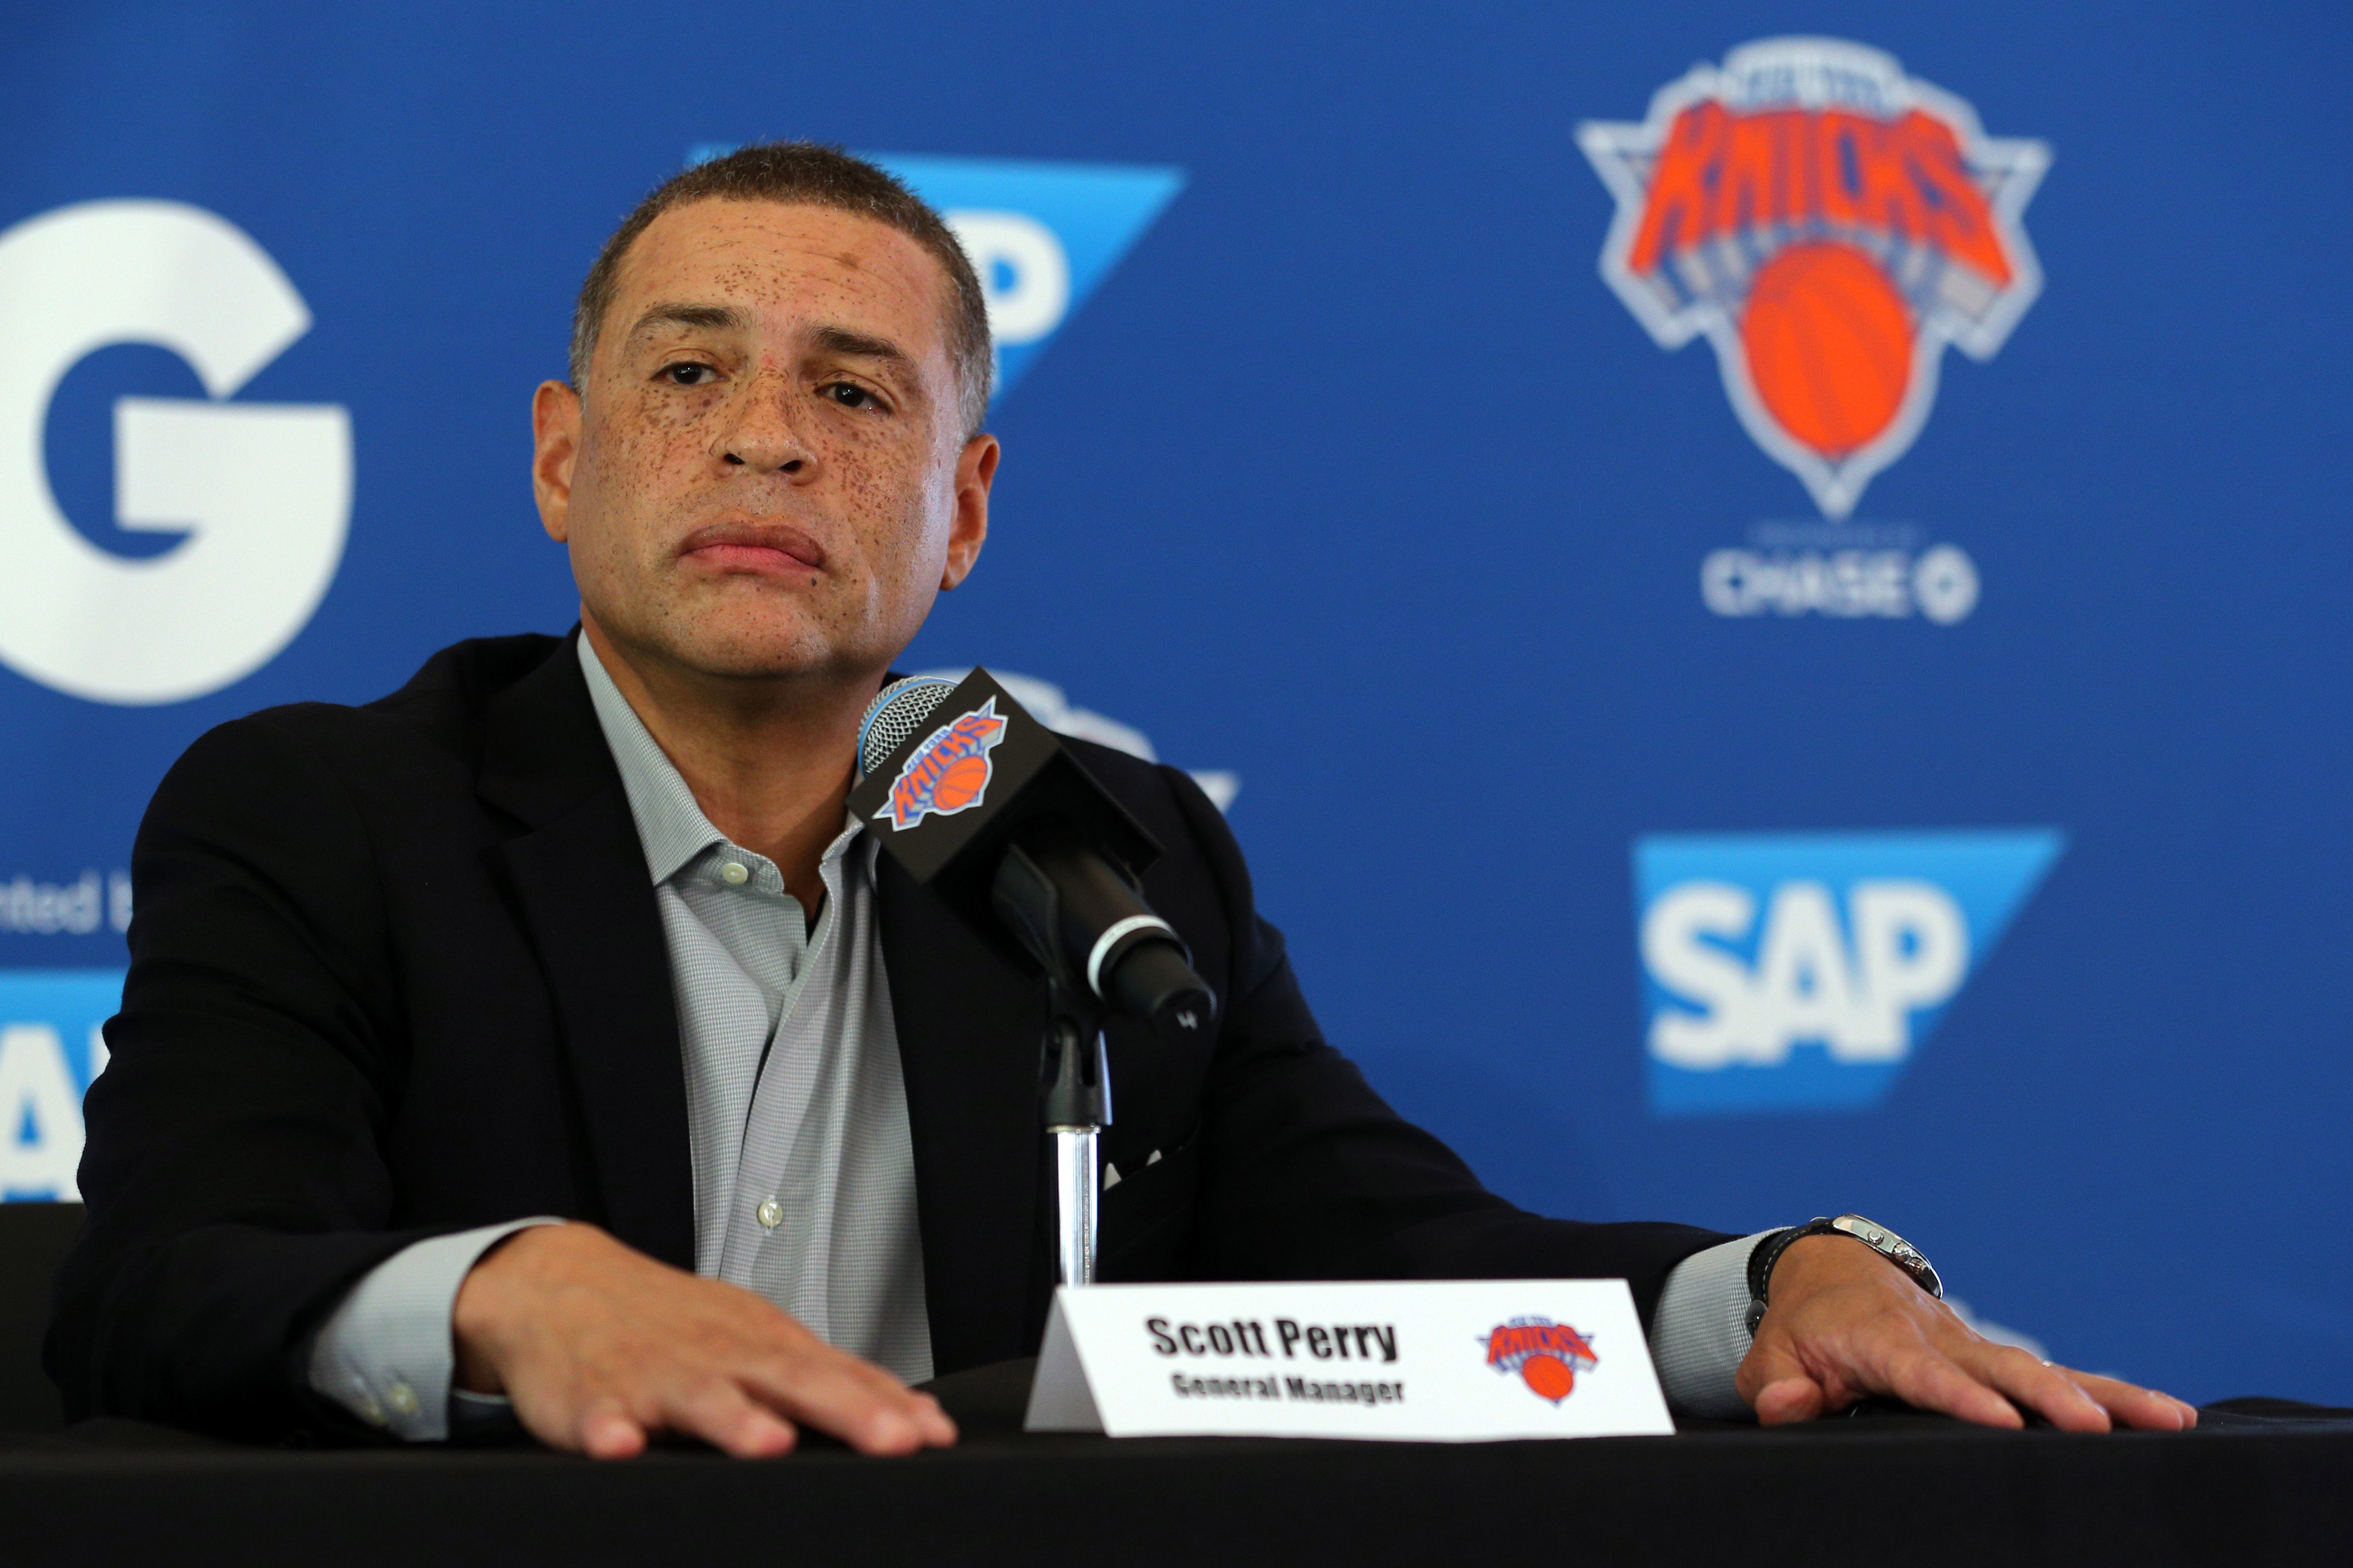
569,142 -> 993,436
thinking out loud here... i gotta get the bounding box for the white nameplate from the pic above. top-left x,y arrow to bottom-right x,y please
1023,1279 -> 1673,1441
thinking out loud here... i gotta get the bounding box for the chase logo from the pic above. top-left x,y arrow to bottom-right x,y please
1634,830 -> 2063,1115
0,969 -> 120,1200
688,147 -> 1184,398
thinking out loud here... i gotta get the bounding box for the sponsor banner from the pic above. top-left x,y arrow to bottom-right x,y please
1635,831 -> 2063,1116
0,969 -> 120,1201
3,7 -> 2351,1403
1025,1279 -> 1670,1440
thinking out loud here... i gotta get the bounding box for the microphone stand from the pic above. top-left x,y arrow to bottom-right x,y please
1040,974 -> 1110,1288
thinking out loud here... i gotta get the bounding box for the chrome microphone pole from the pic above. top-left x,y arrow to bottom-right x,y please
1040,979 -> 1110,1287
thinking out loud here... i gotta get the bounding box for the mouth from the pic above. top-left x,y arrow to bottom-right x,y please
677,520 -> 829,576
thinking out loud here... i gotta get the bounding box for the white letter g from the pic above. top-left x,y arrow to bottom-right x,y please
0,200 -> 351,705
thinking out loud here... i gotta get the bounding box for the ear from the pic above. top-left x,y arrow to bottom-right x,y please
939,432 -> 998,591
532,380 -> 583,542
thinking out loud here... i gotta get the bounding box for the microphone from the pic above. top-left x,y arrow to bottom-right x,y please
850,671 -> 1216,1042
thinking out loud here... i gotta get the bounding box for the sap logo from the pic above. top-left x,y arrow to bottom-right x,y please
917,668 -> 1238,813
690,147 -> 1184,398
0,970 -> 121,1200
0,202 -> 351,704
1634,831 -> 2063,1115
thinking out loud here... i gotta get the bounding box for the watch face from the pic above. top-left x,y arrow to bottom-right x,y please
1832,1215 -> 1942,1299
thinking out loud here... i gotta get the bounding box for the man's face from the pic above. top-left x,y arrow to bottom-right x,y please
532,198 -> 994,689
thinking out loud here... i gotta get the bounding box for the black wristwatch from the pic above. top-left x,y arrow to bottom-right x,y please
1744,1214 -> 1943,1336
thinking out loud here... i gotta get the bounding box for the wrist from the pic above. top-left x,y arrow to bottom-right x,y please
451,1221 -> 581,1393
1745,1214 -> 1943,1335
1768,1233 -> 1890,1297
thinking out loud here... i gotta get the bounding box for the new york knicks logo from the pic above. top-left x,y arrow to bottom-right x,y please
1481,1317 -> 1598,1405
1579,39 -> 2051,517
881,698 -> 1009,831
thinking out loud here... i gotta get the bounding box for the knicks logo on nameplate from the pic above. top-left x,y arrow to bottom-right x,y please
1481,1317 -> 1598,1405
1579,38 -> 2051,517
880,698 -> 1009,831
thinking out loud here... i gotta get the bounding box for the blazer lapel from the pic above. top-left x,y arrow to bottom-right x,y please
477,638 -> 696,1271
466,636 -> 1052,1340
877,853 -> 1056,1373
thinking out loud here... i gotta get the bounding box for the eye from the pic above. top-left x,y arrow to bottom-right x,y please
660,361 -> 717,386
824,381 -> 883,411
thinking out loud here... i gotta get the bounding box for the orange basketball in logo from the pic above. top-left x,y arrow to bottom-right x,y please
1739,242 -> 1913,458
1519,1354 -> 1577,1403
931,753 -> 993,813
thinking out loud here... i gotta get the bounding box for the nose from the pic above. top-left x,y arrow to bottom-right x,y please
717,372 -> 813,475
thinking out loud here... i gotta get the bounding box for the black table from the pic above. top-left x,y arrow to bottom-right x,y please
4,1360 -> 2348,1567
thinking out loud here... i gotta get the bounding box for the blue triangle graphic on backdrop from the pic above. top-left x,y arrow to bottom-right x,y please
686,146 -> 1184,401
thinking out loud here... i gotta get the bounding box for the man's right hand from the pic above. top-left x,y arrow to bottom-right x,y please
450,1222 -> 956,1460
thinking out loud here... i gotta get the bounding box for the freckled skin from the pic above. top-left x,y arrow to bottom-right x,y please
535,199 -> 993,688
526,198 -> 996,894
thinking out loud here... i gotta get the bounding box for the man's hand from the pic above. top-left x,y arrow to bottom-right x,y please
1736,1234 -> 2199,1432
451,1223 -> 956,1460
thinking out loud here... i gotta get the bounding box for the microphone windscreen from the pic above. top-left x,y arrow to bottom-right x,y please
858,677 -> 959,779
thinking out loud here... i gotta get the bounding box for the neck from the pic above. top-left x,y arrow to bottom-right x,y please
582,616 -> 878,914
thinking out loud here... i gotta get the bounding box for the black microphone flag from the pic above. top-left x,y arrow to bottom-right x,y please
848,669 -> 1215,1040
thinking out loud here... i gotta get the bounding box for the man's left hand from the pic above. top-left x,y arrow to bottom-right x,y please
1736,1234 -> 2198,1431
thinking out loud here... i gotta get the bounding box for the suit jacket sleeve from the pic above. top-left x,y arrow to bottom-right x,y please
1153,763 -> 1731,1325
47,712 -> 481,1439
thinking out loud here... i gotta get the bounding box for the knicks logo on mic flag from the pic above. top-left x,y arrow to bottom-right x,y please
881,698 -> 1009,831
1579,39 -> 2050,517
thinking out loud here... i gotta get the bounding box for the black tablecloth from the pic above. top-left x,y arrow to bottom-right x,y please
4,1360 -> 2348,1567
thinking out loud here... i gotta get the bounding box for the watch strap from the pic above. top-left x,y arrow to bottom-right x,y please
1744,1213 -> 1944,1337
1744,1219 -> 1836,1335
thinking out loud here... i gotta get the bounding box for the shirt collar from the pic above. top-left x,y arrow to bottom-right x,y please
577,634 -> 729,884
577,635 -> 872,887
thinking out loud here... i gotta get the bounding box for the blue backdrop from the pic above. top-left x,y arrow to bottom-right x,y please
3,1 -> 2348,1406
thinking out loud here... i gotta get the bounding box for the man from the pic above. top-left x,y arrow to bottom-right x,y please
48,145 -> 2193,1456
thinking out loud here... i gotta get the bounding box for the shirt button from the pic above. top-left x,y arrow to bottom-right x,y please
756,1198 -> 784,1229
720,861 -> 750,886
385,1381 -> 419,1418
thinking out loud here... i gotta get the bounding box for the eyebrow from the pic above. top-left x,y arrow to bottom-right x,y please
812,325 -> 913,367
622,307 -> 914,374
624,301 -> 746,344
